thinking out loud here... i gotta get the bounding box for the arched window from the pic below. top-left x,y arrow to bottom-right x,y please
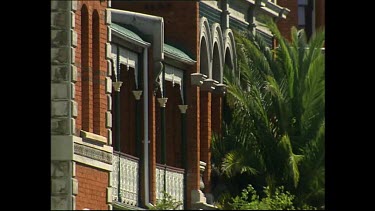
212,43 -> 221,82
81,4 -> 91,132
92,10 -> 101,134
200,37 -> 209,77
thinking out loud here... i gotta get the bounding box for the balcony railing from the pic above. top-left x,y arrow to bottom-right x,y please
156,164 -> 185,210
112,152 -> 140,207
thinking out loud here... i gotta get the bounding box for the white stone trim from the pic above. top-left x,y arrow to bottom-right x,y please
71,47 -> 75,64
107,129 -> 112,146
71,11 -> 75,29
71,0 -> 77,12
71,65 -> 77,82
70,118 -> 75,135
72,161 -> 76,177
107,187 -> 113,203
211,23 -> 224,83
107,60 -> 112,76
223,28 -> 237,72
72,178 -> 79,195
106,111 -> 112,128
107,94 -> 112,111
71,30 -> 77,47
80,130 -> 107,144
70,82 -> 75,100
73,154 -> 113,172
108,171 -> 113,187
71,100 -> 78,117
108,25 -> 112,42
106,77 -> 112,94
106,9 -> 111,25
200,17 -> 213,78
72,195 -> 76,210
106,43 -> 112,59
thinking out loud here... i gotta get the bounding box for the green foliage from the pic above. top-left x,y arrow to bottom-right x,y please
147,192 -> 183,210
227,185 -> 316,210
211,17 -> 325,208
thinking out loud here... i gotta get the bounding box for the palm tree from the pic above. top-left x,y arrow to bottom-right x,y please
211,19 -> 325,207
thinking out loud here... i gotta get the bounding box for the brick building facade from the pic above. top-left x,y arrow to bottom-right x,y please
50,0 -> 309,210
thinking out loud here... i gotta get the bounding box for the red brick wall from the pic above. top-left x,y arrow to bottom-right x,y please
200,91 -> 212,194
112,1 -> 198,59
75,164 -> 108,210
75,0 -> 108,137
277,0 -> 298,41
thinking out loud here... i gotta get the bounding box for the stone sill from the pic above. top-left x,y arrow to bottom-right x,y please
80,130 -> 107,145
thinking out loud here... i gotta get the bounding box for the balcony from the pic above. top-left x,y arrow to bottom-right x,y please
112,152 -> 140,207
156,164 -> 185,210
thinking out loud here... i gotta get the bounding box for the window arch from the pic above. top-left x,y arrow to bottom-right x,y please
223,29 -> 237,76
81,4 -> 91,132
92,10 -> 101,134
199,17 -> 212,78
200,37 -> 210,77
211,23 -> 224,83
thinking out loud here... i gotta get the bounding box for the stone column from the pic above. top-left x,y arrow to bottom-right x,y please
51,1 -> 76,209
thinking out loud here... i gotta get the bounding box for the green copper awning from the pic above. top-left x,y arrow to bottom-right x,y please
164,44 -> 196,65
111,22 -> 150,46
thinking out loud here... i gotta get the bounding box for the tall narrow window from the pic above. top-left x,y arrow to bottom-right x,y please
92,10 -> 101,134
81,5 -> 90,132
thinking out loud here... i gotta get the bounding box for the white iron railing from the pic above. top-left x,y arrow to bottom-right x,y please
112,152 -> 139,207
156,164 -> 185,210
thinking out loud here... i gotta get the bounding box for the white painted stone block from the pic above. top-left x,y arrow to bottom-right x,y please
107,25 -> 112,42
107,129 -> 112,146
72,178 -> 78,195
71,65 -> 77,82
71,100 -> 78,117
71,0 -> 77,12
106,43 -> 112,59
71,83 -> 75,99
71,11 -> 75,29
107,187 -> 112,203
71,118 -> 75,135
71,30 -> 77,47
107,60 -> 112,76
106,112 -> 112,128
72,195 -> 76,210
107,94 -> 112,111
72,161 -> 76,177
71,47 -> 75,64
105,77 -> 112,94
106,9 -> 111,25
